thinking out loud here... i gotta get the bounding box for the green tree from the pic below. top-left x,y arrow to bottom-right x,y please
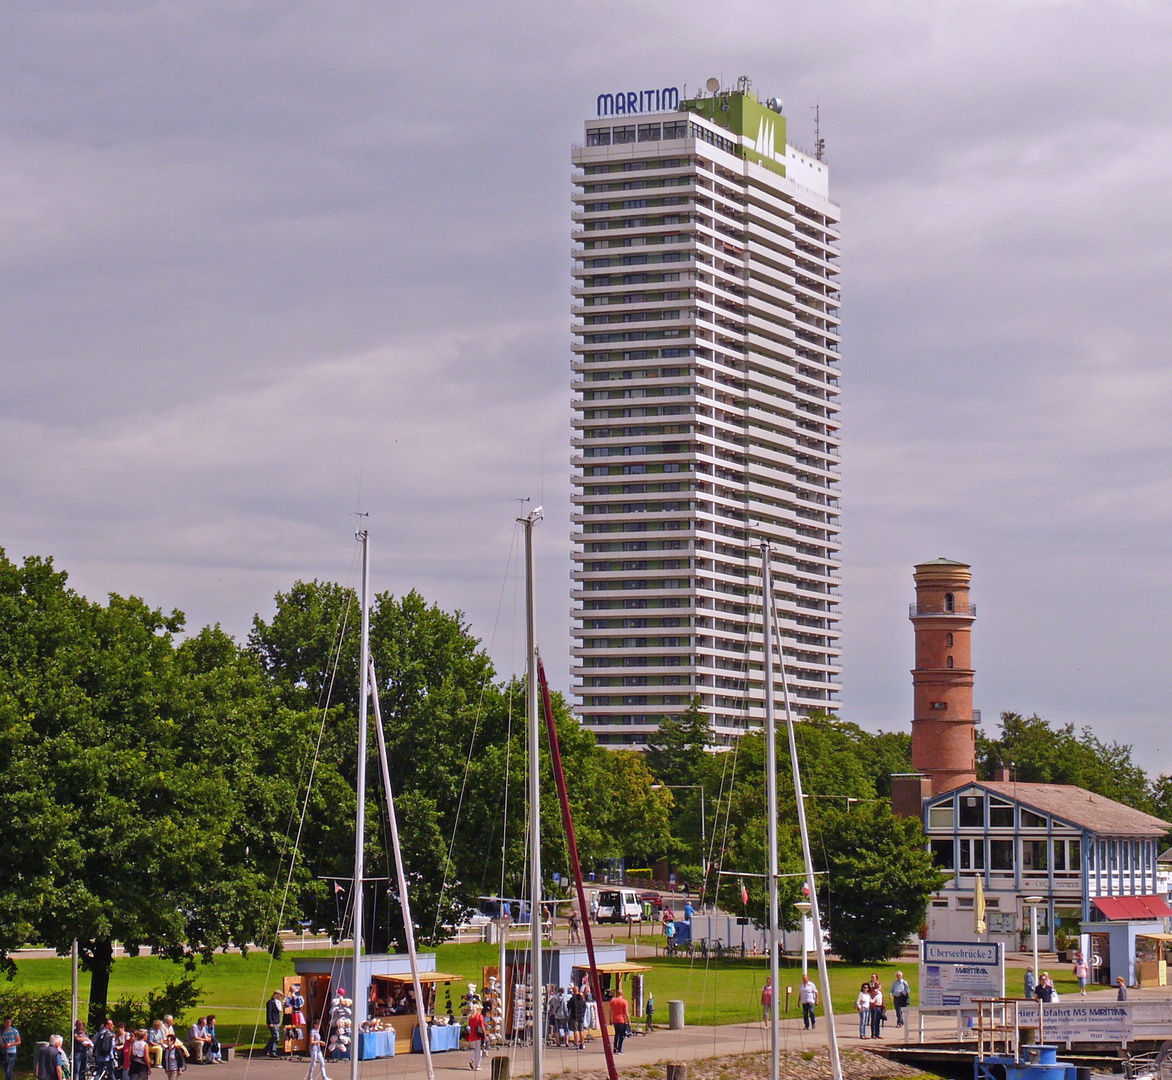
646,695 -> 712,788
815,801 -> 945,963
979,711 -> 1151,810
0,551 -> 315,1020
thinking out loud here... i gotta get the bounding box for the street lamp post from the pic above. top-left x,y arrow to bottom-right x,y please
794,901 -> 812,978
1024,895 -> 1044,996
651,783 -> 708,909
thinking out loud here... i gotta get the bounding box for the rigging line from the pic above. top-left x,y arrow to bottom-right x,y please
257,547 -> 362,945
244,557 -> 361,1078
429,520 -> 521,941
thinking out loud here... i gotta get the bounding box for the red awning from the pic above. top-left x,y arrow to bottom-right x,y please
1092,895 -> 1172,920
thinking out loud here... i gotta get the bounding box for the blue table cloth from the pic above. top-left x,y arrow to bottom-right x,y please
357,1029 -> 396,1060
412,1024 -> 461,1053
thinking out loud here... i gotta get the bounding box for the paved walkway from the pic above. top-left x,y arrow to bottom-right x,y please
211,1019 -> 851,1079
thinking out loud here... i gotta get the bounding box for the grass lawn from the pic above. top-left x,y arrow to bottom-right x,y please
7,944 -> 1086,1048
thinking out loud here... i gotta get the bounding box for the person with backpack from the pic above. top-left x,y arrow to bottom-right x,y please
92,1022 -> 117,1080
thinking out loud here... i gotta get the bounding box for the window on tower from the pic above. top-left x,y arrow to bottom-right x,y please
944,592 -> 955,612
946,632 -> 953,646
946,656 -> 953,668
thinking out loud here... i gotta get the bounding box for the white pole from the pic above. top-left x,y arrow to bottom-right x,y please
520,509 -> 543,1080
760,543 -> 781,1080
1032,905 -> 1039,993
770,549 -> 843,1080
368,664 -> 434,1080
71,940 -> 78,1070
351,529 -> 370,1080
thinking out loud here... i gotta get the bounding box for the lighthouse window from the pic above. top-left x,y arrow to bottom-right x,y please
946,633 -> 953,646
944,592 -> 955,612
946,656 -> 954,668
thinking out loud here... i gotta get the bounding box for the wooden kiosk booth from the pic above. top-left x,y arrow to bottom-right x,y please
293,954 -> 461,1058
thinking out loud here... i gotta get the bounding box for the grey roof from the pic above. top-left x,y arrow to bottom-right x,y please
976,782 -> 1171,838
920,557 -> 969,566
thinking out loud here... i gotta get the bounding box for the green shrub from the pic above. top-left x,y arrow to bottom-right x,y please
0,987 -> 69,1068
109,977 -> 203,1029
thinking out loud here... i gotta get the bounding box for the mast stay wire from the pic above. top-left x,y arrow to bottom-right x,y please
768,567 -> 843,1080
244,541 -> 363,1079
428,520 -> 522,942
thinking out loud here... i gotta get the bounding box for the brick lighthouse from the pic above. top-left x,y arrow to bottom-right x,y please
908,558 -> 978,796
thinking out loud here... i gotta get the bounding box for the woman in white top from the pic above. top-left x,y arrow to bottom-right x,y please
855,983 -> 871,1039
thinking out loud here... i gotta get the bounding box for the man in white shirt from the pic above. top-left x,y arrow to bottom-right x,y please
798,974 -> 819,1030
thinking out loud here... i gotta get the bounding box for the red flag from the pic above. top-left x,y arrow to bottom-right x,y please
334,881 -> 344,894
740,880 -> 749,907
802,882 -> 810,897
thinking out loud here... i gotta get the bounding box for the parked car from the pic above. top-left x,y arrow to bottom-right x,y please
638,891 -> 664,910
595,888 -> 643,923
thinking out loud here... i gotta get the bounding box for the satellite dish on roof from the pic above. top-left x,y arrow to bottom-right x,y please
706,77 -> 720,93
766,97 -> 783,113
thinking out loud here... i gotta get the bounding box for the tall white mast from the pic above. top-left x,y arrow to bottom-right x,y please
519,507 -> 543,1080
760,544 -> 781,1080
351,530 -> 370,1080
766,545 -> 844,1080
369,663 -> 435,1080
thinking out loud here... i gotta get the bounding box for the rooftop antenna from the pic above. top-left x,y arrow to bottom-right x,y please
813,101 -> 825,161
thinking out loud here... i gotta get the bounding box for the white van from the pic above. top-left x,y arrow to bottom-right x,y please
595,888 -> 642,923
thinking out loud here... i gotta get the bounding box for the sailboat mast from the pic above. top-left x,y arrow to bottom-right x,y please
519,508 -> 543,1080
351,529 -> 370,1080
769,553 -> 844,1080
760,544 -> 781,1080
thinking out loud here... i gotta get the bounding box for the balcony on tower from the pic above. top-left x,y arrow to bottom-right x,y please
909,600 -> 976,618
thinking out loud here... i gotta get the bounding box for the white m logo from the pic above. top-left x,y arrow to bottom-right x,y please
753,116 -> 777,160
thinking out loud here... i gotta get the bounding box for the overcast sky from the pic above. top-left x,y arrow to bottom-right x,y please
4,1 -> 1171,774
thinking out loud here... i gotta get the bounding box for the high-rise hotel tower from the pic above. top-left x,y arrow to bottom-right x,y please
570,80 -> 842,748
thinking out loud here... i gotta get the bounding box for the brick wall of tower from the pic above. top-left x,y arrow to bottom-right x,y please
909,560 -> 977,796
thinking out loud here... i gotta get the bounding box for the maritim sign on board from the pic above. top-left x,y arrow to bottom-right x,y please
597,88 -> 679,117
919,940 -> 1005,1007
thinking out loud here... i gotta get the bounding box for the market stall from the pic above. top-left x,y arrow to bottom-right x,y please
570,961 -> 652,1035
369,971 -> 464,1053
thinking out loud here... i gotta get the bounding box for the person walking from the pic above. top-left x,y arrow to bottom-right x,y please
1024,967 -> 1036,1000
92,1022 -> 117,1080
568,910 -> 581,946
567,986 -> 587,1050
644,992 -> 654,1034
304,1028 -> 329,1080
609,987 -> 630,1054
760,976 -> 773,1022
890,971 -> 910,1028
128,1031 -> 150,1080
1117,977 -> 1128,1001
798,974 -> 819,1031
869,982 -> 885,1039
1073,953 -> 1090,996
73,1021 -> 94,1080
466,1005 -> 486,1072
1035,973 -> 1054,1003
1,1018 -> 19,1080
37,1036 -> 64,1080
265,992 -> 283,1057
160,1036 -> 186,1080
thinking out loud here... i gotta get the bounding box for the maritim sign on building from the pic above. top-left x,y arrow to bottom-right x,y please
919,940 -> 1005,1007
597,87 -> 679,116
